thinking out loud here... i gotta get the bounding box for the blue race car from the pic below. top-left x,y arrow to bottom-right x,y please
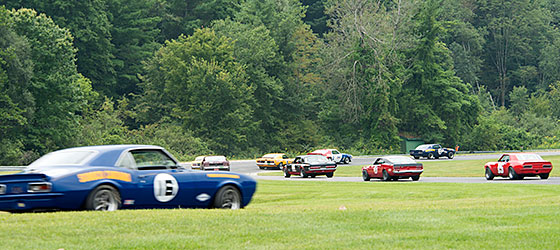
409,144 -> 455,159
0,145 -> 257,212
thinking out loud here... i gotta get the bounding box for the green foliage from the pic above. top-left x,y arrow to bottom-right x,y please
8,8 -> 94,155
140,28 -> 256,155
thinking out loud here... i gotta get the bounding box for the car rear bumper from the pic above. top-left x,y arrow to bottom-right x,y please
0,193 -> 64,211
516,168 -> 552,175
256,162 -> 277,167
393,170 -> 423,174
202,166 -> 230,171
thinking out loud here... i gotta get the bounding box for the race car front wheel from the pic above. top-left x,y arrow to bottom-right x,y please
485,167 -> 494,180
362,170 -> 370,181
447,152 -> 454,159
85,185 -> 121,211
213,185 -> 241,209
343,157 -> 350,164
284,168 -> 291,178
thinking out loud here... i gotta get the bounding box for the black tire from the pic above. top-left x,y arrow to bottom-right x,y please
382,170 -> 391,181
391,177 -> 399,181
310,174 -> 316,178
427,153 -> 434,159
362,170 -> 371,181
411,175 -> 420,181
508,167 -> 519,180
85,185 -> 121,211
258,166 -> 264,170
413,156 -> 420,159
343,157 -> 350,164
485,167 -> 495,180
277,163 -> 283,170
213,185 -> 241,209
447,152 -> 454,159
540,173 -> 550,179
300,167 -> 308,178
326,172 -> 334,178
284,167 -> 291,178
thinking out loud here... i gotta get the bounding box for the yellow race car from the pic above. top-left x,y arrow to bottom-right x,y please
256,153 -> 293,170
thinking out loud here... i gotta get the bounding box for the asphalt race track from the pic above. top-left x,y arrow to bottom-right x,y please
254,176 -> 560,185
221,151 -> 560,184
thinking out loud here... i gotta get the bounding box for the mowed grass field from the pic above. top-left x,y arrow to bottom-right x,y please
259,155 -> 560,177
1,180 -> 560,249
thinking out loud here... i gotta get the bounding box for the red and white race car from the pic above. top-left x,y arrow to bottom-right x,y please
362,156 -> 423,181
484,153 -> 553,180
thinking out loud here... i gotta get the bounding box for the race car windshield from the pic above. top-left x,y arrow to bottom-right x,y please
262,154 -> 279,158
415,145 -> 431,150
304,155 -> 328,163
385,156 -> 417,164
30,151 -> 96,167
516,154 -> 543,161
206,156 -> 227,161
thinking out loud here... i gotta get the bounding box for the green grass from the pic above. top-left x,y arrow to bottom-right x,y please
1,180 -> 560,249
259,155 -> 560,177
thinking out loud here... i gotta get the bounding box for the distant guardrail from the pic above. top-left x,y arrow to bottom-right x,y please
0,166 -> 26,171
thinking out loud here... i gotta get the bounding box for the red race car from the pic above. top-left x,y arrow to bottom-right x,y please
484,153 -> 552,180
362,156 -> 423,181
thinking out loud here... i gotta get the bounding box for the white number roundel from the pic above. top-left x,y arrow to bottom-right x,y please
153,173 -> 179,202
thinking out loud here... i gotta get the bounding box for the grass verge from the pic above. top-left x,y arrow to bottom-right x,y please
259,155 -> 560,177
1,180 -> 560,249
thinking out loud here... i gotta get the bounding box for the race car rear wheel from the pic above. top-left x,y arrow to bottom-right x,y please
508,167 -> 520,180
362,170 -> 371,181
485,167 -> 495,180
413,156 -> 420,159
258,166 -> 264,170
277,163 -> 283,170
411,175 -> 420,181
382,170 -> 391,181
447,152 -> 454,159
300,168 -> 308,178
326,172 -> 334,178
85,185 -> 121,211
427,153 -> 434,159
540,173 -> 550,179
213,185 -> 241,209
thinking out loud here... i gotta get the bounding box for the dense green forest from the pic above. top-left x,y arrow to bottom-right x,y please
2,0 -> 560,164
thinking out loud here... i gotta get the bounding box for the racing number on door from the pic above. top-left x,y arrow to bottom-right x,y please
497,163 -> 505,174
374,166 -> 378,175
153,173 -> 179,202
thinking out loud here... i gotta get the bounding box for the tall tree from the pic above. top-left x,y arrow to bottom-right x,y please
107,0 -> 162,96
139,28 -> 256,155
1,0 -> 116,96
8,8 -> 95,155
475,0 -> 553,106
321,0 -> 418,148
399,0 -> 480,144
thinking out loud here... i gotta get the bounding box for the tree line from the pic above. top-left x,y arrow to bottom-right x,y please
1,0 -> 560,164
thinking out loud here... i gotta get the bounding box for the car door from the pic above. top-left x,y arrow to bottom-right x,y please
331,150 -> 343,163
372,158 -> 385,178
496,155 -> 510,176
119,149 -> 194,208
433,145 -> 443,157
